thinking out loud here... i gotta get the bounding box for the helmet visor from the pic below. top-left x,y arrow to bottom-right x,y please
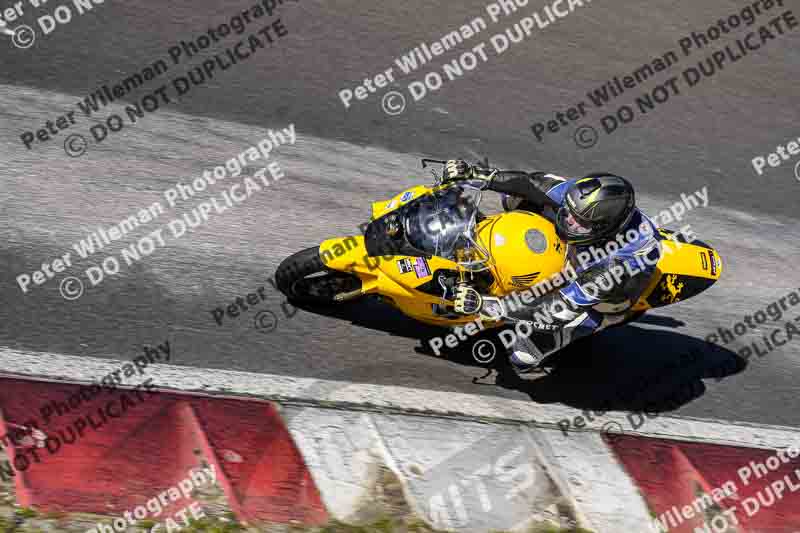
557,207 -> 593,236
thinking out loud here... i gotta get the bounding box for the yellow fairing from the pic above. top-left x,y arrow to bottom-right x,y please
371,185 -> 433,220
317,208 -> 568,326
475,211 -> 567,295
633,237 -> 723,311
319,235 -> 481,327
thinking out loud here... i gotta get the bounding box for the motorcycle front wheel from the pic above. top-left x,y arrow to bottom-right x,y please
275,246 -> 362,305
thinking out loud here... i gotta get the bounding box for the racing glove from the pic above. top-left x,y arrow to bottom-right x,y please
454,284 -> 483,315
445,160 -> 494,183
454,285 -> 509,323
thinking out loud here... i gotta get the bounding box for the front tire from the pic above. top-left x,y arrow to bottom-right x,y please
275,246 -> 362,305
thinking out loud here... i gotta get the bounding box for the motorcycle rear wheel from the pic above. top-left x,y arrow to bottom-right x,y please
276,246 -> 362,305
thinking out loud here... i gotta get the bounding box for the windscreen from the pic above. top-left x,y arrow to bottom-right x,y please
403,187 -> 480,259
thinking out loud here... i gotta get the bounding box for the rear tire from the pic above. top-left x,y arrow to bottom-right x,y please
275,246 -> 362,305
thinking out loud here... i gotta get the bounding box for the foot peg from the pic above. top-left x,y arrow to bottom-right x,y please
334,288 -> 363,302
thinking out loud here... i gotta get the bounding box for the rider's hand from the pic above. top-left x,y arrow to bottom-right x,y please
445,160 -> 495,184
454,284 -> 483,315
445,160 -> 473,181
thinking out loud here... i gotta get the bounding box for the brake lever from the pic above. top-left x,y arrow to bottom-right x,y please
422,159 -> 448,185
422,158 -> 447,168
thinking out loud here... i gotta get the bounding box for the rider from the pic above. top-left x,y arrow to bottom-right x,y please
444,160 -> 662,372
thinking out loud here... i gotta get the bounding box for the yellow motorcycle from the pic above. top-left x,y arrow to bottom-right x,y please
276,160 -> 722,333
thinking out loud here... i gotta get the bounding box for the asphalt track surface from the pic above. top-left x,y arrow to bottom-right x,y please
0,0 -> 799,425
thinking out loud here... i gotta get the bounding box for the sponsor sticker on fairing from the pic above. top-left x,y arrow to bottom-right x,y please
397,258 -> 413,274
414,257 -> 431,278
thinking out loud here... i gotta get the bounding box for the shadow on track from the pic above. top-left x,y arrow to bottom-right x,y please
293,297 -> 746,413
289,295 -> 451,339
433,323 -> 746,414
